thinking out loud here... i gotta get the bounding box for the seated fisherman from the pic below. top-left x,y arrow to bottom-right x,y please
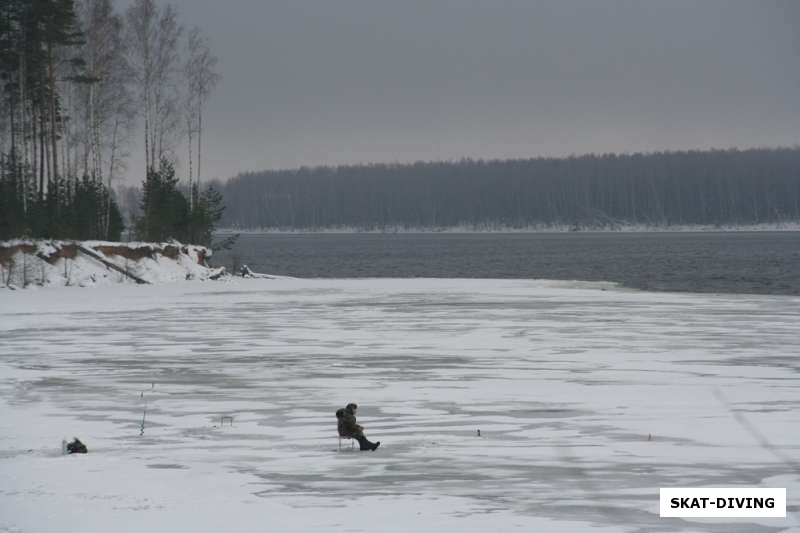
336,403 -> 380,451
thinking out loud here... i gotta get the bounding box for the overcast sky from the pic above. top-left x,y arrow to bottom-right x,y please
120,0 -> 800,185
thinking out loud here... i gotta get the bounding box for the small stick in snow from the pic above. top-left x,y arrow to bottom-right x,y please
140,391 -> 147,436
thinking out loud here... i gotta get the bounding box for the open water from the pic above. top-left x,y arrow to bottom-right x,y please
213,231 -> 800,295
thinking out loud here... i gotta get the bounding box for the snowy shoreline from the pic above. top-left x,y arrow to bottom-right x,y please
0,240 -> 224,289
216,222 -> 800,234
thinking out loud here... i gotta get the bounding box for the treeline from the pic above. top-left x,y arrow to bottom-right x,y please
0,0 -> 221,245
220,147 -> 800,229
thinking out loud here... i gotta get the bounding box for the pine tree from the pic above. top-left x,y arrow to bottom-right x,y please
189,183 -> 224,247
136,158 -> 190,242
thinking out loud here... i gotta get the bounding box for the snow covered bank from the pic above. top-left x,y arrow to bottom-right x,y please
1,278 -> 798,532
0,240 -> 224,289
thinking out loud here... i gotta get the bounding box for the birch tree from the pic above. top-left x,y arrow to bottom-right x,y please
182,26 -> 219,208
124,0 -> 182,174
76,0 -> 135,237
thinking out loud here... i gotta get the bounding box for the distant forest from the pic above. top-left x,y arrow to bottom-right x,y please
220,147 -> 800,230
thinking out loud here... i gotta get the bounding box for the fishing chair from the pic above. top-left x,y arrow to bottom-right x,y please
338,434 -> 355,451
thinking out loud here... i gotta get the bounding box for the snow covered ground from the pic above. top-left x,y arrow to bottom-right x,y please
0,240 -> 220,289
1,278 -> 798,532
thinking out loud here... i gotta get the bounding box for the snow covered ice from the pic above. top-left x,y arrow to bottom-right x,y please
1,278 -> 798,532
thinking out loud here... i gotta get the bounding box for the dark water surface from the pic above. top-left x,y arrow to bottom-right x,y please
213,232 -> 800,295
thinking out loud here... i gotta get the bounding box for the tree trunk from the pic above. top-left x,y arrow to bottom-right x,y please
16,53 -> 27,216
19,51 -> 29,177
106,116 -> 120,239
197,106 -> 202,192
40,110 -> 46,195
92,84 -> 103,183
33,106 -> 41,201
45,122 -> 51,187
47,41 -> 59,183
89,81 -> 95,179
187,115 -> 193,210
9,94 -> 24,217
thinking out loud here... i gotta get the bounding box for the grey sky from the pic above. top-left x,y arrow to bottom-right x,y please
121,0 -> 800,185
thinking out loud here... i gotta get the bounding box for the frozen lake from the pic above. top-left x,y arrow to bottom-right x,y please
1,278 -> 798,532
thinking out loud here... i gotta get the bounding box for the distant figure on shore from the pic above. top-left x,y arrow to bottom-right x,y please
336,403 -> 380,451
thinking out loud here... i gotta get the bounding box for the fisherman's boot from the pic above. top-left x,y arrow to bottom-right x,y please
356,436 -> 380,451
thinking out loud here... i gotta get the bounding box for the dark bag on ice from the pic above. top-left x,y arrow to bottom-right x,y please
66,438 -> 87,454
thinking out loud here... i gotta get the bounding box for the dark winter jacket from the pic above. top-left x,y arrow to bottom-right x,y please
336,406 -> 363,438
